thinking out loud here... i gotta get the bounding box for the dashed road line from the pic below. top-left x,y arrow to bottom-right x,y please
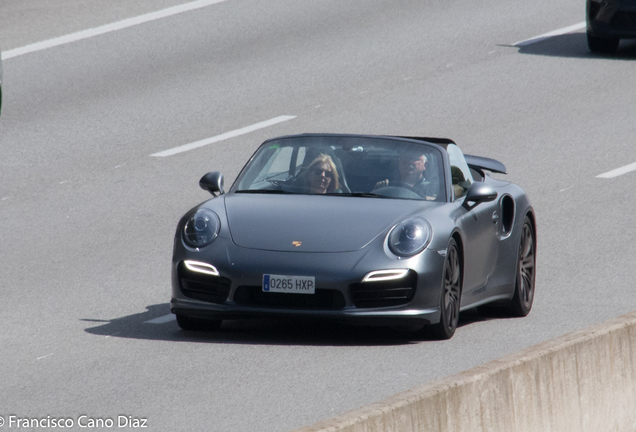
1,0 -> 229,60
150,115 -> 296,157
597,162 -> 636,179
513,22 -> 586,47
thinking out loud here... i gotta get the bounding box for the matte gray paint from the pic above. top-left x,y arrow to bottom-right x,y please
224,194 -> 438,253
171,136 -> 535,330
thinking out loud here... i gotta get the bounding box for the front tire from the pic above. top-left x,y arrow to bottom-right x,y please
587,31 -> 619,54
176,314 -> 222,331
430,238 -> 462,340
507,216 -> 536,317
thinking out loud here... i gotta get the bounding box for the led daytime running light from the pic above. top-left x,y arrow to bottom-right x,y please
362,269 -> 409,282
184,260 -> 220,276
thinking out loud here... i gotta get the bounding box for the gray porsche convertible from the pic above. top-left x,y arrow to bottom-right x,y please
170,134 -> 536,339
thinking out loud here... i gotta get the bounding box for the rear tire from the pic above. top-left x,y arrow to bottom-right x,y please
429,238 -> 462,340
587,31 -> 619,54
176,314 -> 222,331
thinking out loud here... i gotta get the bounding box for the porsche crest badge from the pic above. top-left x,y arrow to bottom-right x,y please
292,241 -> 302,247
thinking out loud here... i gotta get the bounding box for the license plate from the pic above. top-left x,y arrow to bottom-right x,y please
263,274 -> 315,294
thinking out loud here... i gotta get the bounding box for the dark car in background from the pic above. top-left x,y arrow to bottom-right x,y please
587,0 -> 636,53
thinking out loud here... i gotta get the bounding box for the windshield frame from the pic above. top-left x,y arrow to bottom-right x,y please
229,134 -> 450,202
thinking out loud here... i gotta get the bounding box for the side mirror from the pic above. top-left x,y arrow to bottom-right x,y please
463,183 -> 497,209
199,172 -> 225,196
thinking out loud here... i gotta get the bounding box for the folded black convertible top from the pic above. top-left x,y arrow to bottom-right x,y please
396,136 -> 456,147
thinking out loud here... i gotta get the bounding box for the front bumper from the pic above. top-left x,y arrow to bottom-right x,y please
170,236 -> 445,327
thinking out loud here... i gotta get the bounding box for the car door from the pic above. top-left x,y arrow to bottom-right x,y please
446,145 -> 499,300
458,197 -> 500,299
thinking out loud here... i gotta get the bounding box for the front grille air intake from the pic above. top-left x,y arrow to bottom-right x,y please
350,270 -> 417,308
233,286 -> 346,310
178,261 -> 231,304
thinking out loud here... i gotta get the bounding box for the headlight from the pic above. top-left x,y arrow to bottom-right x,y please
183,209 -> 220,248
388,218 -> 432,257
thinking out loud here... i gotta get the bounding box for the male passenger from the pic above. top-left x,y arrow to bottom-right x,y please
374,150 -> 435,198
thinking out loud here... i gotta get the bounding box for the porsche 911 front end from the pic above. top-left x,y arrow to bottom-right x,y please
170,193 -> 448,329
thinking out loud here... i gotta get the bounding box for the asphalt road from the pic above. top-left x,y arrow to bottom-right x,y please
2,1 -> 636,431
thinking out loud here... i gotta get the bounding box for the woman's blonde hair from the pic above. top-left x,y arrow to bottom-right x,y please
304,154 -> 340,192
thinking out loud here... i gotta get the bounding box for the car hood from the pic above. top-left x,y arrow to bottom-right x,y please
223,193 -> 437,252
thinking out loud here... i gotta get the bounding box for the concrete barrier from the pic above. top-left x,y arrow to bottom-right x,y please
293,311 -> 636,432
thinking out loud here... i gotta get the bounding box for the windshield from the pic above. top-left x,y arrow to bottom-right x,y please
231,135 -> 446,201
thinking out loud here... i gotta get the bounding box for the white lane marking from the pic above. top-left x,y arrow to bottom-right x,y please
151,115 -> 296,157
144,314 -> 177,324
514,22 -> 586,47
1,0 -> 228,60
37,354 -> 54,360
597,162 -> 636,178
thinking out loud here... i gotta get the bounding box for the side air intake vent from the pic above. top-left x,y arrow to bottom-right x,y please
500,195 -> 515,237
